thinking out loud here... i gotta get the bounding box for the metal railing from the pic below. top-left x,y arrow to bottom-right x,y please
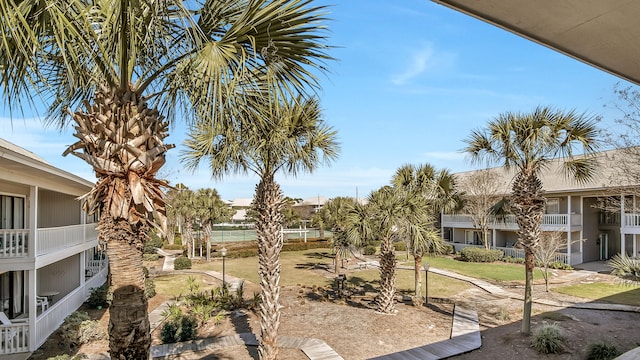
442,214 -> 581,229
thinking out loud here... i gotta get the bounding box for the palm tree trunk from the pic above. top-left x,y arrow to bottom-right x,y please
254,176 -> 284,360
511,171 -> 545,335
377,237 -> 397,313
184,218 -> 193,258
103,216 -> 150,360
334,249 -> 341,273
414,255 -> 423,298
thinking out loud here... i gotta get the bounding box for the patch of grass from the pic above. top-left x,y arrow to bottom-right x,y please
417,255 -> 541,282
154,274 -> 217,298
192,249 -> 472,297
539,311 -> 571,322
552,282 -> 640,306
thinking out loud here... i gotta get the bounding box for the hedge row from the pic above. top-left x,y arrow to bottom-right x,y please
460,247 -> 504,262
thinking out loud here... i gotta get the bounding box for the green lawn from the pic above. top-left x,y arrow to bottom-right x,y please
192,249 -> 472,298
552,282 -> 640,306
154,273 -> 216,298
412,255 -> 541,282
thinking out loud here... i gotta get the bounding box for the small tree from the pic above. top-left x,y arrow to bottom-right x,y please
535,232 -> 578,291
458,169 -> 505,249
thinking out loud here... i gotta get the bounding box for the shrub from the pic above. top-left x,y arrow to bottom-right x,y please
143,253 -> 159,261
144,234 -> 164,254
174,256 -> 192,270
586,341 -> 621,360
160,315 -> 198,343
59,311 -> 106,349
531,323 -> 564,354
86,283 -> 111,308
393,241 -> 407,251
145,278 -> 156,299
440,243 -> 454,255
163,243 -> 183,250
363,245 -> 377,255
460,247 -> 503,262
503,256 -> 525,264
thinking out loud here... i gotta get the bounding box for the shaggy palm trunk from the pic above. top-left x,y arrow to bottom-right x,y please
254,175 -> 285,360
66,88 -> 172,359
104,216 -> 150,359
334,248 -> 341,273
414,255 -> 422,298
184,218 -> 193,258
377,237 -> 397,313
511,171 -> 545,335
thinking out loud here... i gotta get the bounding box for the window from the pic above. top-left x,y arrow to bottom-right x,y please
0,195 -> 25,229
465,230 -> 481,245
546,198 -> 560,214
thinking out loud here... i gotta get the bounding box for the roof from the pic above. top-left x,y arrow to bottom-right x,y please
454,148 -> 636,196
230,198 -> 253,207
0,138 -> 93,195
432,0 -> 640,85
293,196 -> 329,207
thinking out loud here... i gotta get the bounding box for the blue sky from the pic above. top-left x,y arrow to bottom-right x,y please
0,1 -> 633,201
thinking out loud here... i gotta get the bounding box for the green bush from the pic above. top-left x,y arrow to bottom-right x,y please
393,241 -> 407,251
460,247 -> 503,262
86,284 -> 111,308
531,323 -> 564,354
363,245 -> 377,255
145,278 -> 156,299
440,243 -> 454,255
160,315 -> 198,343
503,256 -> 525,264
144,233 -> 164,254
143,253 -> 159,261
174,256 -> 192,270
586,341 -> 621,360
59,311 -> 106,349
163,243 -> 183,250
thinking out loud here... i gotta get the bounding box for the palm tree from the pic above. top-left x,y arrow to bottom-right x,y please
0,1 -> 331,357
392,164 -> 457,298
181,94 -> 339,360
464,106 -> 600,334
322,197 -> 361,272
171,187 -> 197,257
195,188 -> 231,260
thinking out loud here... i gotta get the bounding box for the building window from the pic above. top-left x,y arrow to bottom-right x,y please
0,195 -> 25,229
546,198 -> 560,214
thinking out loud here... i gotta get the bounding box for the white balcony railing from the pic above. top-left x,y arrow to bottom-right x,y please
0,229 -> 29,258
37,224 -> 98,256
625,213 -> 640,227
443,214 -> 581,229
446,242 -> 572,265
0,322 -> 29,354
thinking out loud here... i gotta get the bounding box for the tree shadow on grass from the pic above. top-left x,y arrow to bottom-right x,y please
294,262 -> 330,271
304,251 -> 333,259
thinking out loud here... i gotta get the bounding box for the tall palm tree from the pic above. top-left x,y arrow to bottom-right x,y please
195,188 -> 231,260
0,1 -> 331,357
171,187 -> 197,257
392,164 -> 456,297
464,106 -> 600,334
181,94 -> 339,360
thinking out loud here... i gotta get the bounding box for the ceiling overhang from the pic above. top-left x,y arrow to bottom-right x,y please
432,0 -> 640,85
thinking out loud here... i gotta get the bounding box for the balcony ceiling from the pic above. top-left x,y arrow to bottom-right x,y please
432,0 -> 640,85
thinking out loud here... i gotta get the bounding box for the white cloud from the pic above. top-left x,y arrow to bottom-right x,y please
391,44 -> 456,85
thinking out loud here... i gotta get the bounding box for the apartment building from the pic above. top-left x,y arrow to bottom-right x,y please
441,149 -> 640,266
0,138 -> 106,355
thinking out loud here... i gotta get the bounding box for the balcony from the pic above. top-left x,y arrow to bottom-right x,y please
442,214 -> 581,230
0,230 -> 29,258
37,224 -> 97,256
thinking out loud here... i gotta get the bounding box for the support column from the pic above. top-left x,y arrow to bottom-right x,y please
29,186 -> 38,259
28,269 -> 37,351
492,229 -> 497,248
622,195 -> 626,256
567,196 -> 572,265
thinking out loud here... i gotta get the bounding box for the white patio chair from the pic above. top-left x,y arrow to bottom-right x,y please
0,311 -> 18,351
36,296 -> 49,312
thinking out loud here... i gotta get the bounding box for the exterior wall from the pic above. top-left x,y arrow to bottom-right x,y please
581,197 -> 600,263
37,189 -> 81,228
37,255 -> 80,301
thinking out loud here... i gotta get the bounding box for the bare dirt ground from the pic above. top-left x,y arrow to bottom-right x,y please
29,266 -> 640,360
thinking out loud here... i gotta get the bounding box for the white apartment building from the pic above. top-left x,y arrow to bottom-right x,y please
0,138 -> 107,355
